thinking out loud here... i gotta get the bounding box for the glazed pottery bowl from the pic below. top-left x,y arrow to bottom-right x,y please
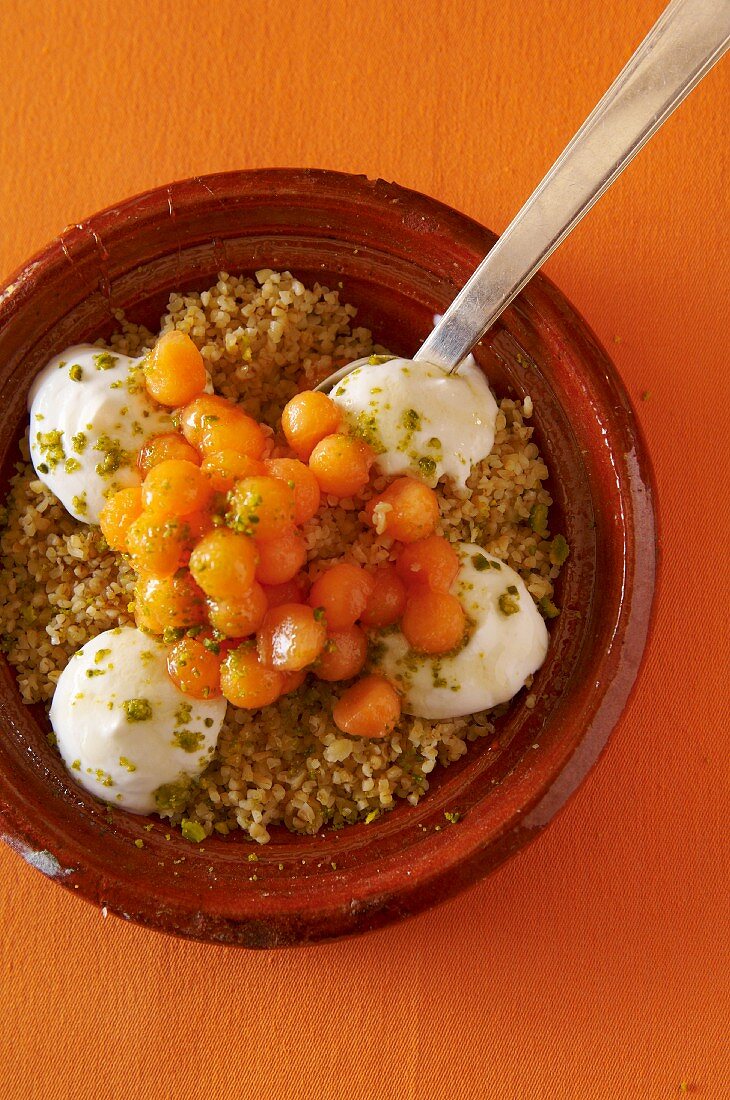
0,169 -> 657,946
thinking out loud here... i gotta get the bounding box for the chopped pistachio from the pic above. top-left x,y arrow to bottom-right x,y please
172,729 -> 204,753
68,363 -> 84,382
36,429 -> 66,470
175,702 -> 193,725
123,698 -> 153,722
529,502 -> 549,535
93,351 -> 118,371
498,589 -> 520,616
549,534 -> 570,566
154,778 -> 193,813
94,434 -> 131,478
181,819 -> 206,843
538,595 -> 560,620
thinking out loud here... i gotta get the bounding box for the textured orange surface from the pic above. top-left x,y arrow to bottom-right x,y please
0,1 -> 728,1097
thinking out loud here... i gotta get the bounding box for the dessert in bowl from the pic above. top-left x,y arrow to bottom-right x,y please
0,169 -> 657,946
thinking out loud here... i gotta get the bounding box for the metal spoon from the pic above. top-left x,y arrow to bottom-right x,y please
316,0 -> 729,392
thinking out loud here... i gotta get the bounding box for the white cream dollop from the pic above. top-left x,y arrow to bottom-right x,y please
328,355 -> 498,488
28,345 -> 173,524
372,543 -> 548,719
50,626 -> 226,814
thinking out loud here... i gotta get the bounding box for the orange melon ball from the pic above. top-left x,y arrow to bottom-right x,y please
401,590 -> 466,654
261,573 -> 310,609
144,331 -> 207,407
264,457 -> 321,525
178,394 -> 236,450
142,459 -> 212,518
256,603 -> 327,671
134,572 -> 206,635
99,487 -> 143,552
280,390 -> 341,459
332,675 -> 401,739
137,432 -> 201,478
396,535 -> 460,591
198,406 -> 267,459
359,564 -> 408,628
166,637 -> 222,699
308,562 -> 374,630
126,514 -> 185,578
188,529 -> 258,598
220,644 -> 285,709
308,434 -> 374,498
254,529 -> 307,587
227,475 -> 295,541
314,625 -> 368,682
366,477 -> 439,543
206,583 -> 268,638
201,450 -> 266,493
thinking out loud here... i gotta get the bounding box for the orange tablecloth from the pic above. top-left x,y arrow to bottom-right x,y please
1,2 -> 727,1097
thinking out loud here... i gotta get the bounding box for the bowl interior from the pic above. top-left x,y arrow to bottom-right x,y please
0,171 -> 655,946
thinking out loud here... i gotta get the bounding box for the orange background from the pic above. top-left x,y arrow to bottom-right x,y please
0,1 -> 728,1097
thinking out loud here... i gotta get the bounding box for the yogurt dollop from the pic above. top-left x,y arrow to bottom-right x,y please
50,626 -> 226,814
372,543 -> 548,719
329,355 -> 498,488
28,345 -> 173,523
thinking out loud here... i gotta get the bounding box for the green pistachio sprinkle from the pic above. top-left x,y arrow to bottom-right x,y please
64,457 -> 81,474
69,364 -> 83,382
175,702 -> 192,725
538,596 -> 560,620
172,729 -> 204,753
94,434 -> 130,478
549,534 -> 570,566
154,778 -> 192,813
36,429 -> 66,470
498,590 -> 520,616
472,553 -> 489,571
181,819 -> 206,843
71,432 -> 88,454
119,756 -> 137,773
93,351 -> 118,371
122,698 -> 152,722
72,493 -> 87,516
529,503 -> 549,535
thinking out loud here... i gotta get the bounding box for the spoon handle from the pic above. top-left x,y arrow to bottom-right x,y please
415,0 -> 730,373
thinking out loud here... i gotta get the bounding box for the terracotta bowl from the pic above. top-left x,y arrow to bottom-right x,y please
0,169 -> 657,946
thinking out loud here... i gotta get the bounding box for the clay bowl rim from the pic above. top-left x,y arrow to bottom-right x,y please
0,168 -> 659,947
